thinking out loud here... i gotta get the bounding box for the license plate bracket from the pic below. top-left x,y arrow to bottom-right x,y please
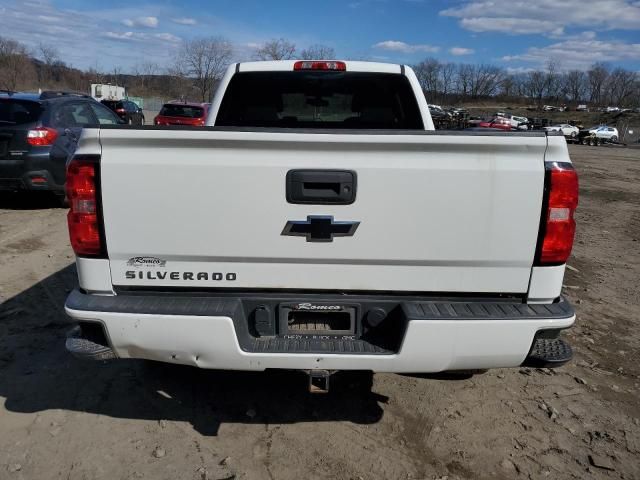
279,303 -> 357,337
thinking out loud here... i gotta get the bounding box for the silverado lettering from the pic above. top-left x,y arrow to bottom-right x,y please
125,271 -> 237,281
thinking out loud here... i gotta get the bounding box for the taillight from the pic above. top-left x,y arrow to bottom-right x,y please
116,108 -> 126,113
66,157 -> 104,257
27,127 -> 58,146
294,61 -> 346,71
536,162 -> 578,265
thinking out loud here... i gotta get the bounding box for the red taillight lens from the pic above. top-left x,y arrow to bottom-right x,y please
116,108 -> 126,113
536,162 -> 578,265
294,61 -> 346,71
27,127 -> 58,146
66,158 -> 104,256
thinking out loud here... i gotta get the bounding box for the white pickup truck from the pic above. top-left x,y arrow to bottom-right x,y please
64,60 -> 578,391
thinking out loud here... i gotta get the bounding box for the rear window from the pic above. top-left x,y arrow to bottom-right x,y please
216,71 -> 424,129
159,104 -> 204,118
101,101 -> 122,110
0,100 -> 43,125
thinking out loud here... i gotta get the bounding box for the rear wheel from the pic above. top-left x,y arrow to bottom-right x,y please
128,118 -> 133,125
140,116 -> 145,126
570,131 -> 577,138
611,136 -> 618,143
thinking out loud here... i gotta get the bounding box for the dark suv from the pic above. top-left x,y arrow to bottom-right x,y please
0,91 -> 121,204
101,99 -> 145,125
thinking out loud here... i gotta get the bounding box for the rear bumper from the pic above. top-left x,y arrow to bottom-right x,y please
0,153 -> 65,192
64,290 -> 575,372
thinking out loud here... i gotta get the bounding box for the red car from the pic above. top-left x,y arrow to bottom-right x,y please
154,102 -> 209,126
478,117 -> 513,131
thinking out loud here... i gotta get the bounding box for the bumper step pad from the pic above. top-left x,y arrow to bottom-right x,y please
65,326 -> 116,361
250,338 -> 392,354
522,337 -> 572,368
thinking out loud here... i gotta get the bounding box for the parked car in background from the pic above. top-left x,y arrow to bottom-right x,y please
605,106 -> 620,113
478,117 -> 512,131
543,124 -> 580,138
154,102 -> 209,126
509,115 -> 529,130
588,126 -> 619,142
448,107 -> 468,116
576,104 -> 589,112
0,91 -> 121,204
428,104 -> 451,119
101,99 -> 144,125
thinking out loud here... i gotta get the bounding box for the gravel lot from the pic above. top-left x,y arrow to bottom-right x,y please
0,145 -> 638,480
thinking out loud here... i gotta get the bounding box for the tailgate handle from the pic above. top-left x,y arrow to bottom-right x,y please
286,170 -> 356,205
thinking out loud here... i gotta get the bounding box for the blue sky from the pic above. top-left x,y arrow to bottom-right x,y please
1,0 -> 639,72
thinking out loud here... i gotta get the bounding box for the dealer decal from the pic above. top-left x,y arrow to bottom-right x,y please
126,256 -> 167,267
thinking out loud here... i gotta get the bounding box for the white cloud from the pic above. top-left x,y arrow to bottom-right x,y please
441,0 -> 640,35
506,66 -> 536,74
459,17 -> 564,36
449,47 -> 474,56
154,32 -> 181,43
503,38 -> 640,70
103,31 -> 181,44
373,40 -> 440,53
171,17 -> 197,25
0,2 -> 191,70
121,16 -> 159,28
104,31 -> 142,41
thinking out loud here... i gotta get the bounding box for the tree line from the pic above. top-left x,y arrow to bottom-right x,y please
413,58 -> 640,108
1,34 -> 639,107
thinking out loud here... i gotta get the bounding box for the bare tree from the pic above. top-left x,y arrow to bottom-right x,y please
253,38 -> 296,61
414,58 -> 441,101
564,70 -> 586,104
469,64 -> 504,97
299,44 -> 335,60
526,70 -> 548,108
38,43 -> 59,67
0,36 -> 33,91
111,65 -> 123,87
500,74 -> 516,98
587,63 -> 609,106
606,68 -> 637,106
133,61 -> 159,92
439,62 -> 456,102
176,37 -> 234,102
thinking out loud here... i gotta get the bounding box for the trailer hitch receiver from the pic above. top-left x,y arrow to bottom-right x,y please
307,370 -> 334,394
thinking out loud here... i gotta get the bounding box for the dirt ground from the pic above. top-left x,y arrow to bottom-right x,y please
0,144 -> 639,480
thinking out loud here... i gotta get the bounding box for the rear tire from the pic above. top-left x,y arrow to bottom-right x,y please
570,131 -> 577,138
140,116 -> 145,126
128,118 -> 133,125
611,136 -> 618,143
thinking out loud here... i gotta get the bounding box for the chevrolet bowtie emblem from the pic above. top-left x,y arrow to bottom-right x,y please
282,216 -> 360,242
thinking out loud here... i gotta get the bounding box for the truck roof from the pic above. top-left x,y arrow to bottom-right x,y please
237,60 -> 404,74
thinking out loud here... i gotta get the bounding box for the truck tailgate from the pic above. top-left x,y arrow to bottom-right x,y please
99,129 -> 546,293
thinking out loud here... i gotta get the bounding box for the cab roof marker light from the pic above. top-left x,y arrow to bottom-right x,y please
293,61 -> 347,71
